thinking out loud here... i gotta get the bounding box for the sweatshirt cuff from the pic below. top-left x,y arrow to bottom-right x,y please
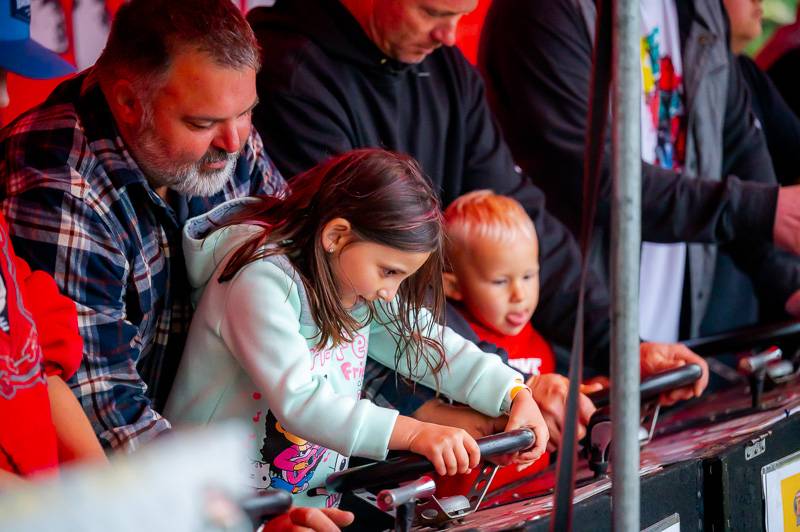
730,177 -> 779,242
349,403 -> 399,461
466,364 -> 525,417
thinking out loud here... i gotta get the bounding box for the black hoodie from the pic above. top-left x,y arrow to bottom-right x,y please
248,0 -> 612,371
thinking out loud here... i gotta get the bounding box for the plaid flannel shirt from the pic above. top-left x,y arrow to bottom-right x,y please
0,69 -> 287,452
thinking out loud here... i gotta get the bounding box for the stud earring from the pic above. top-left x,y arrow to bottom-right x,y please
328,245 -> 335,254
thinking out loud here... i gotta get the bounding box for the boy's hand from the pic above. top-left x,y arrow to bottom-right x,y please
501,388 -> 549,469
406,422 -> 481,476
411,399 -> 506,439
526,374 -> 597,451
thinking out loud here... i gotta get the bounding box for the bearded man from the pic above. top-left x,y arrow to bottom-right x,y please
0,0 -> 286,452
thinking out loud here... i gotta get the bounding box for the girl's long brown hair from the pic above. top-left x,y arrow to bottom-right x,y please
217,149 -> 447,381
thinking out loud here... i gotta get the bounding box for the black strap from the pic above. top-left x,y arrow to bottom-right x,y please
550,0 -> 613,529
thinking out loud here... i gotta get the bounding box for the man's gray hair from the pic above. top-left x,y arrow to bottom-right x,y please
95,0 -> 261,90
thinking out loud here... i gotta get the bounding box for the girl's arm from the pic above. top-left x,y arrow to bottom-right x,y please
369,303 -> 549,460
368,302 -> 524,416
46,375 -> 107,465
218,260 -> 399,460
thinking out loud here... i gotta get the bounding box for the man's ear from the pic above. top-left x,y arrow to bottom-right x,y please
108,78 -> 144,128
443,271 -> 463,301
320,217 -> 353,253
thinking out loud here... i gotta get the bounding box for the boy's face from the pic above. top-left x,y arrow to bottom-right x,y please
448,232 -> 540,336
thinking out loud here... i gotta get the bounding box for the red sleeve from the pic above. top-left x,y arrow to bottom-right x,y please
16,258 -> 83,380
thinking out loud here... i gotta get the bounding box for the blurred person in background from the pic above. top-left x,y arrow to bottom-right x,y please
725,0 -> 800,187
0,0 -> 74,125
757,4 -> 800,121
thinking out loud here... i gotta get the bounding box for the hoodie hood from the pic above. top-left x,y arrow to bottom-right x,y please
183,197 -> 264,295
247,0 -> 420,74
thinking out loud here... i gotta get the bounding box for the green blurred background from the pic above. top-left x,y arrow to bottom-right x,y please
747,0 -> 799,55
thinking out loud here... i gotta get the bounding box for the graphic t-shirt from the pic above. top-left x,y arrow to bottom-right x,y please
638,0 -> 688,342
432,309 -> 553,496
463,315 -> 555,378
250,312 -> 370,508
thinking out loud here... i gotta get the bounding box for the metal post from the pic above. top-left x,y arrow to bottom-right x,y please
610,0 -> 641,530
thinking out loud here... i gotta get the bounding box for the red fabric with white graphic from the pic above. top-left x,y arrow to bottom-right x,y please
434,314 -> 554,497
0,212 -> 83,477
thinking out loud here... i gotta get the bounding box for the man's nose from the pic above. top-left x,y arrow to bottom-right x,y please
432,19 -> 459,47
212,122 -> 241,154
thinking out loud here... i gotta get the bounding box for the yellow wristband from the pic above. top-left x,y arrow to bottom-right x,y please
509,383 -> 531,401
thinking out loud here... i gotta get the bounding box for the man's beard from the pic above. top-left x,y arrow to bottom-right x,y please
132,120 -> 239,198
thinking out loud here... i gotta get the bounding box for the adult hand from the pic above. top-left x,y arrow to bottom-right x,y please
774,185 -> 800,255
261,507 -> 354,532
785,289 -> 800,317
526,374 -> 597,452
639,342 -> 709,405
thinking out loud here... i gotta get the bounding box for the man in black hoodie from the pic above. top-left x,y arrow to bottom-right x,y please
247,0 -> 708,443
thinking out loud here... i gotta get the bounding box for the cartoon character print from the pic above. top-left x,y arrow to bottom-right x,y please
259,411 -> 328,495
641,27 -> 686,170
0,226 -> 44,400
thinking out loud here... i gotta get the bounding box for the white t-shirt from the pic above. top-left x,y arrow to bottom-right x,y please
638,0 -> 688,342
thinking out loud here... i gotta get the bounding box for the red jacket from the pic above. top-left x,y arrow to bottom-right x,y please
0,213 -> 82,476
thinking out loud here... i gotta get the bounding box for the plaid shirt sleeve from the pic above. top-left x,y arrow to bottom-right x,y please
2,183 -> 170,452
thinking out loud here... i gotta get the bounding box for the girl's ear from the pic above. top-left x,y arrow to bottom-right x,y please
443,271 -> 463,301
320,217 -> 353,253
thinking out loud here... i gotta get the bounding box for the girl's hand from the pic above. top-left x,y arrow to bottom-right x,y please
502,388 -> 549,470
390,416 -> 480,476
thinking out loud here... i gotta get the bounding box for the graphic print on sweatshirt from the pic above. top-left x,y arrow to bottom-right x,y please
249,330 -> 369,507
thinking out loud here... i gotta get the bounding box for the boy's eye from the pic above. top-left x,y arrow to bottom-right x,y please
491,279 -> 508,286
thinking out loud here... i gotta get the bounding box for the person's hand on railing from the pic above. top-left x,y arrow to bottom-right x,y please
639,342 -> 709,405
500,387 -> 549,470
389,416 -> 481,476
260,507 -> 354,532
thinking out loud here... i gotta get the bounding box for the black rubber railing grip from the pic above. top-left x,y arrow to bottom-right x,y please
587,363 -> 704,409
325,428 -> 535,493
241,489 -> 293,525
683,320 -> 800,356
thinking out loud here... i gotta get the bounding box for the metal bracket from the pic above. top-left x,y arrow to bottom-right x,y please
640,402 -> 661,445
414,463 -> 499,525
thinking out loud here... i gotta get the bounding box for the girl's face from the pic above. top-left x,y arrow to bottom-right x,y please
330,240 -> 431,309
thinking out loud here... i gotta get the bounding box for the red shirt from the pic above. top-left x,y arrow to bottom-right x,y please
435,308 -> 556,499
463,314 -> 556,377
0,213 -> 82,477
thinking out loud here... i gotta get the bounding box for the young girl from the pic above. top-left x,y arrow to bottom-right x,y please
165,149 -> 548,508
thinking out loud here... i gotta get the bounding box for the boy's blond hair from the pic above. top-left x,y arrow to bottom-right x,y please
443,190 -> 537,256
